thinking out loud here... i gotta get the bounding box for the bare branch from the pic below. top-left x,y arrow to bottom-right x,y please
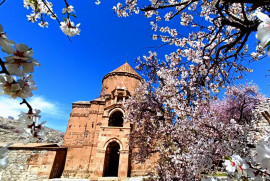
20,99 -> 33,114
0,0 -> 5,6
0,58 -> 9,75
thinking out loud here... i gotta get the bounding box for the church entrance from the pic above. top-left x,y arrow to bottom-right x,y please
103,142 -> 120,177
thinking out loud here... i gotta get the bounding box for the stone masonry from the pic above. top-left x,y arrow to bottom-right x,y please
62,62 -> 158,180
0,63 -> 159,181
0,143 -> 67,181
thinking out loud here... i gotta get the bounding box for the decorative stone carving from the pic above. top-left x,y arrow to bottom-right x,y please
70,113 -> 89,117
70,110 -> 104,117
72,104 -> 91,109
104,104 -> 123,112
89,110 -> 104,115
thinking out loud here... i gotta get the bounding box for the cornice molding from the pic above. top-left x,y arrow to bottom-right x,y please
102,72 -> 143,83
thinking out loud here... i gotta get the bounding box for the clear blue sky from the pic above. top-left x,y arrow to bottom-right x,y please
0,1 -> 269,132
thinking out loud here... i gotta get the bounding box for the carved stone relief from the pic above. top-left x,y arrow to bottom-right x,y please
72,105 -> 90,109
70,110 -> 104,117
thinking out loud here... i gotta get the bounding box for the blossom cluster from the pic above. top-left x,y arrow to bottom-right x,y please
256,12 -> 270,56
0,25 -> 38,99
112,0 -> 269,60
19,109 -> 47,144
10,0 -> 270,54
224,136 -> 270,180
23,0 -> 80,36
14,0 -> 270,50
24,0 -> 55,27
60,18 -> 81,37
0,24 -> 47,163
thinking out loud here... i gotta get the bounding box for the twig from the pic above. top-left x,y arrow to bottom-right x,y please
40,0 -> 72,42
40,0 -> 60,24
141,1 -> 193,12
64,0 -> 69,7
0,58 -> 9,75
20,99 -> 33,114
143,42 -> 170,50
0,0 -> 5,6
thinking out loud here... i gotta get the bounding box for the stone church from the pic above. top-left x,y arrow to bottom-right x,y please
0,62 -> 157,181
61,62 -> 157,180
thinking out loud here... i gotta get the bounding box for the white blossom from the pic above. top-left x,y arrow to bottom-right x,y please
24,0 -> 54,27
60,18 -> 81,37
0,75 -> 20,97
224,154 -> 249,172
95,0 -> 101,5
38,21 -> 49,28
256,12 -> 270,48
0,24 -> 14,47
27,13 -> 40,23
0,74 -> 37,98
19,109 -> 47,144
256,12 -> 270,56
62,5 -> 75,14
2,43 -> 39,76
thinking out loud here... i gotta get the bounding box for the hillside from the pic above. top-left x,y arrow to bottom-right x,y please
0,116 -> 65,143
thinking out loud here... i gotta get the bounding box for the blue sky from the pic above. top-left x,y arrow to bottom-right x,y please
0,1 -> 269,132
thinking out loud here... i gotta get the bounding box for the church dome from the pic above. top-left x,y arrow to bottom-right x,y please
101,62 -> 142,96
102,62 -> 142,82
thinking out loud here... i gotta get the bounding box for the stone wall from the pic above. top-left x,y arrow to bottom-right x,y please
249,98 -> 270,142
0,145 -> 67,181
239,98 -> 270,149
0,149 -> 48,181
255,98 -> 270,127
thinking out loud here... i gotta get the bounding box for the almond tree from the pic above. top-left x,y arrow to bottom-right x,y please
125,83 -> 265,180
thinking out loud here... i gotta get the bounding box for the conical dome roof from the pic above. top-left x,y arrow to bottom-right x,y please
110,62 -> 140,76
102,62 -> 142,82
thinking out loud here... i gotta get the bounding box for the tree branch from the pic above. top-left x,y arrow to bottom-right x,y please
238,99 -> 246,123
0,0 -> 5,6
141,1 -> 194,12
40,0 -> 72,42
0,58 -> 9,75
20,99 -> 33,114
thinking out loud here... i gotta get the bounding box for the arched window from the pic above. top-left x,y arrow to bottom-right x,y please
108,111 -> 123,127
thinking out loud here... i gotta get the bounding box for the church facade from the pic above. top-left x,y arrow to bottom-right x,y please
62,62 -> 157,180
